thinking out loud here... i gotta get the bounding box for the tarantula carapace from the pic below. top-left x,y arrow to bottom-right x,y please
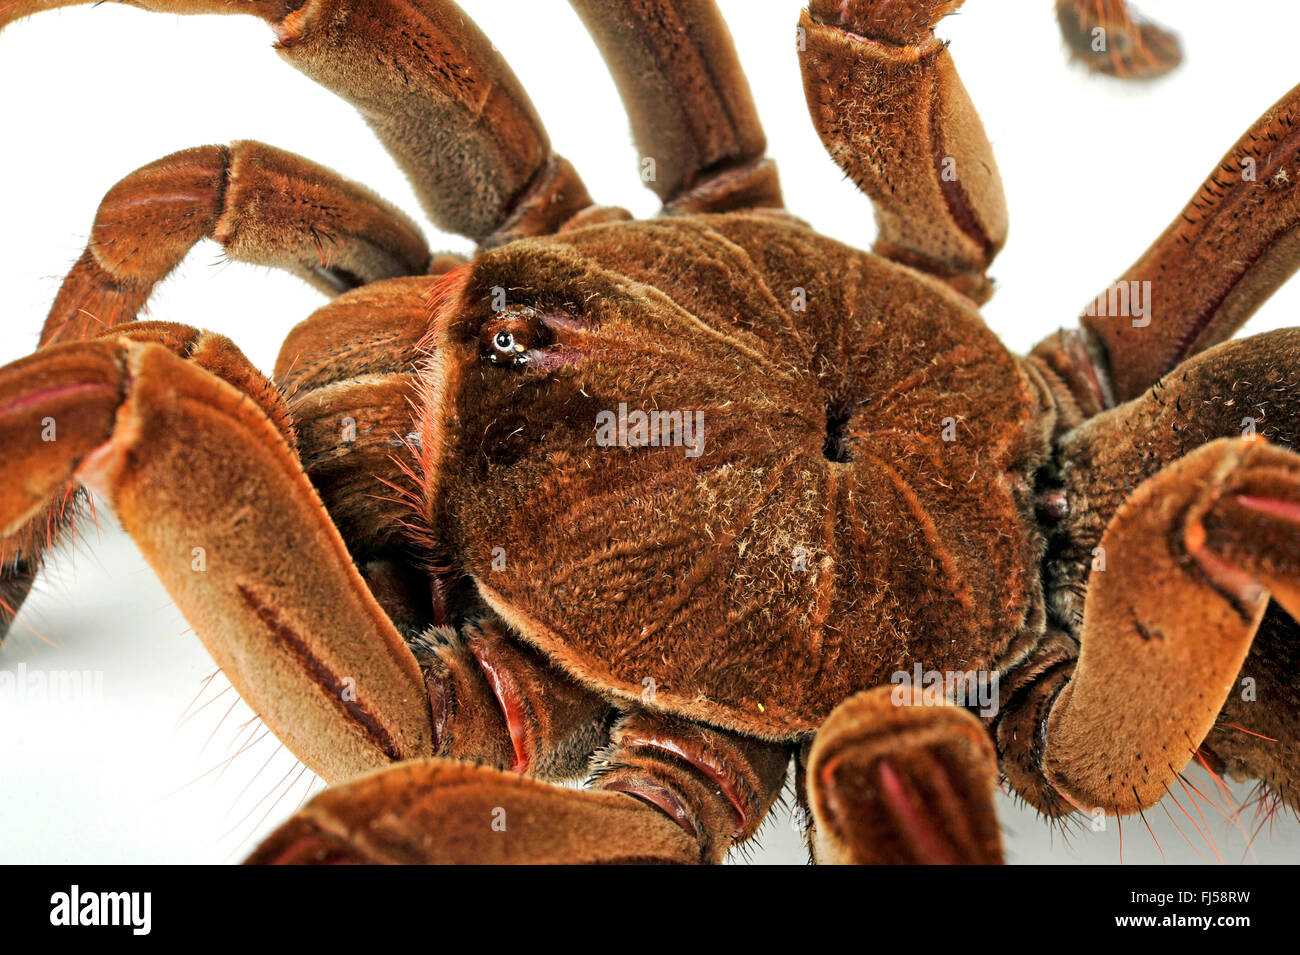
1,0 -> 1297,864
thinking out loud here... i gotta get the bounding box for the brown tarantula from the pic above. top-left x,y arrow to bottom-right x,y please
1,0 -> 1297,864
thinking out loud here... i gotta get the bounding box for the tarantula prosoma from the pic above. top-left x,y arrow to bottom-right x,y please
1,0 -> 1298,865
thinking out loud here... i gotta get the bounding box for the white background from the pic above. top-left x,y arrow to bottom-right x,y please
2,0 -> 1299,864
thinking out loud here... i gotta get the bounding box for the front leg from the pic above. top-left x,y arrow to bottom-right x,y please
568,0 -> 783,214
798,0 -> 1007,303
0,333 -> 435,781
1006,438 -> 1300,817
1,0 -> 596,245
248,712 -> 790,864
246,759 -> 700,865
41,142 -> 431,347
802,686 -> 1003,864
0,321 -> 298,641
1036,83 -> 1300,406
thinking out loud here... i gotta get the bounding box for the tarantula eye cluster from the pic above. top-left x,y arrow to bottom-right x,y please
479,310 -> 550,367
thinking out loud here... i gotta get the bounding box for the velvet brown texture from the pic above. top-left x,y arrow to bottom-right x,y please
423,213 -> 1048,738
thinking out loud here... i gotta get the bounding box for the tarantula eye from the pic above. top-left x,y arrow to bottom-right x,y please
480,312 -> 548,368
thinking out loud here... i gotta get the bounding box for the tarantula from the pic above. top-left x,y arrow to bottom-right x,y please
1,0 -> 1297,865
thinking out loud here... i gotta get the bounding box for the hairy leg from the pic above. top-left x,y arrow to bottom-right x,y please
1035,82 -> 1300,406
1,0 -> 598,245
249,708 -> 789,864
0,321 -> 294,639
570,0 -> 782,214
40,141 -> 430,347
1,323 -> 619,786
0,332 -> 436,780
803,685 -> 1003,864
246,759 -> 699,864
798,0 -> 1007,303
1010,439 -> 1300,816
